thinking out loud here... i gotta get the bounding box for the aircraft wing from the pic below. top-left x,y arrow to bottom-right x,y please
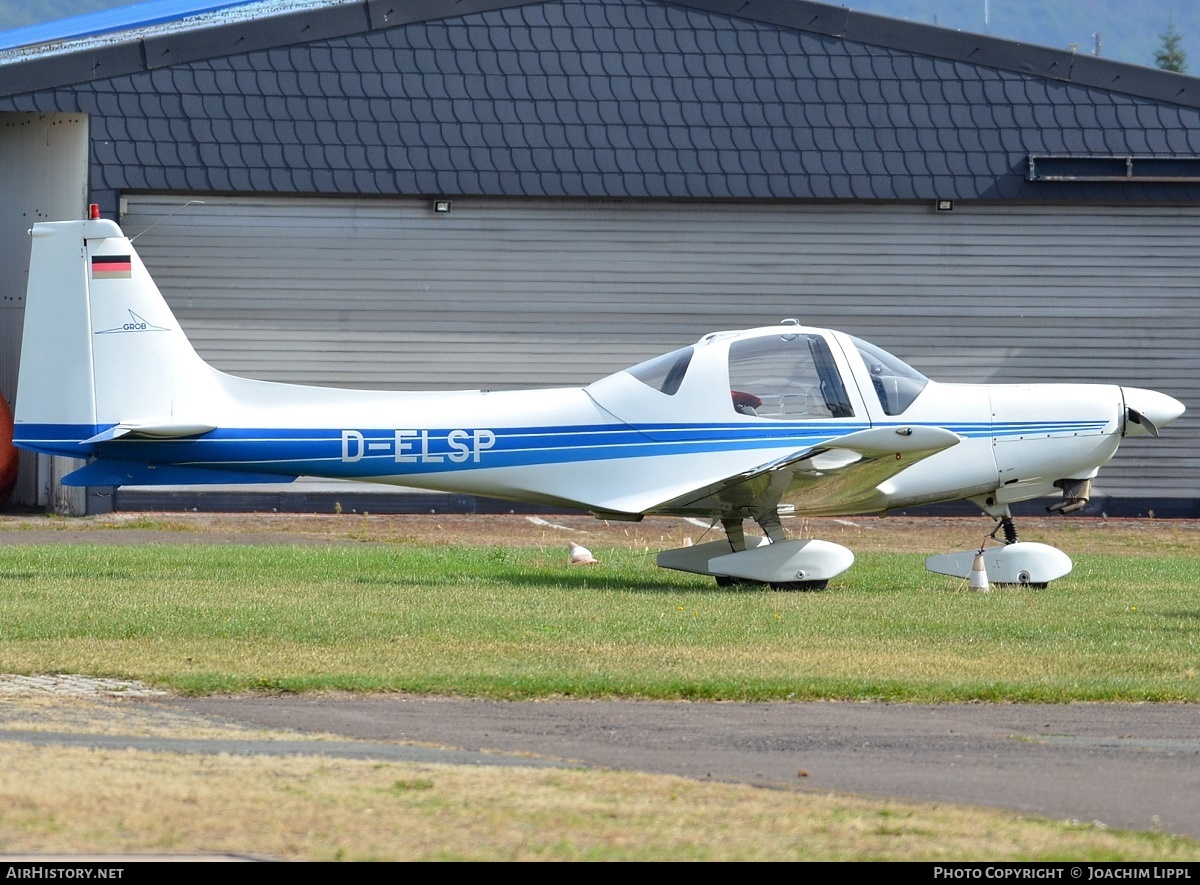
643,425 -> 961,518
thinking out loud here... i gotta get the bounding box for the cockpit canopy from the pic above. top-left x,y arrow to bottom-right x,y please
726,333 -> 854,419
622,329 -> 928,419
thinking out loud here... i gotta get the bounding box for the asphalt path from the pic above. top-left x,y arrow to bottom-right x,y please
161,696 -> 1200,839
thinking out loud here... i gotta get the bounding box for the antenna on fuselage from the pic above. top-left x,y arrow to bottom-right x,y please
129,200 -> 206,242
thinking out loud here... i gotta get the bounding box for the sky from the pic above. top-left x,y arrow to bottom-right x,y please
845,1 -> 1196,69
0,0 -> 1195,71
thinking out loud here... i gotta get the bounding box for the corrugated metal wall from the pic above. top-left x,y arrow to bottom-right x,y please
0,112 -> 89,508
120,194 -> 1197,498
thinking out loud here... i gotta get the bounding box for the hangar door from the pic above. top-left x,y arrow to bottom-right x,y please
119,194 -> 1198,499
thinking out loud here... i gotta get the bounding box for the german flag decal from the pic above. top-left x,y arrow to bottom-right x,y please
92,254 -> 132,279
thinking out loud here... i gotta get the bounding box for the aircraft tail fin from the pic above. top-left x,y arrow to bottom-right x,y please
15,218 -> 220,457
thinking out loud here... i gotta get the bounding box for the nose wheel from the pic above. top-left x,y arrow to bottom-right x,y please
926,510 -> 1072,587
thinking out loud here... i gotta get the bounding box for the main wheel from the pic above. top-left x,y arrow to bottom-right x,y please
715,575 -> 768,588
770,580 -> 828,592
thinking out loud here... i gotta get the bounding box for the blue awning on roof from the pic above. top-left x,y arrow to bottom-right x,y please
0,0 -> 254,52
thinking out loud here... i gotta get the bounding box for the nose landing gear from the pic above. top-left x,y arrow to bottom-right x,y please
926,509 -> 1072,588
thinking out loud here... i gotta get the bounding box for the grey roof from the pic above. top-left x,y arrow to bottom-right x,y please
0,0 -> 276,53
2,0 -> 1200,202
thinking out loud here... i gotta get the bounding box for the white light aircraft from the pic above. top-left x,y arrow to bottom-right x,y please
13,216 -> 1185,588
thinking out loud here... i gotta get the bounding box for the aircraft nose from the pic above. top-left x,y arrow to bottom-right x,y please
1122,387 -> 1186,438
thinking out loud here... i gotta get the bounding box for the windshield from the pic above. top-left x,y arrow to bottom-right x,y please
850,336 -> 928,415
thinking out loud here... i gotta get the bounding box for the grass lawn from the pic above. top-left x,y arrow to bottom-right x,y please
1,514 -> 1198,860
1,525 -> 1197,700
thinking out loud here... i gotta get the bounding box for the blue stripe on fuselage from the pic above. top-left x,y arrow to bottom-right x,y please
11,424 -> 104,458
93,423 -> 870,479
13,418 -> 1113,481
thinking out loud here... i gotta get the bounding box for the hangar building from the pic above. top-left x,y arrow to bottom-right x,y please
0,0 -> 1195,514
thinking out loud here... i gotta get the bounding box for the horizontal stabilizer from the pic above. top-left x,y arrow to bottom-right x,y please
63,460 -> 296,487
82,421 -> 217,444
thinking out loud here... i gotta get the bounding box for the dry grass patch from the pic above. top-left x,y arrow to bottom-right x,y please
0,739 -> 1194,862
3,511 -> 1198,557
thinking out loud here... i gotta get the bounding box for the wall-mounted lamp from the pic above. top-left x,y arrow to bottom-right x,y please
935,199 -> 954,212
433,199 -> 452,214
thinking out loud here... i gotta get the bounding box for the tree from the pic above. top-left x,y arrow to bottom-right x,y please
1154,18 -> 1188,73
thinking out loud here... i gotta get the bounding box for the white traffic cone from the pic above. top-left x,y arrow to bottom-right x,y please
969,549 -> 990,591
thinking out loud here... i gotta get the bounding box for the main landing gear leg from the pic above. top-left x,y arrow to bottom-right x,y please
654,513 -> 854,591
753,510 -> 788,544
721,517 -> 747,553
713,518 -> 753,587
